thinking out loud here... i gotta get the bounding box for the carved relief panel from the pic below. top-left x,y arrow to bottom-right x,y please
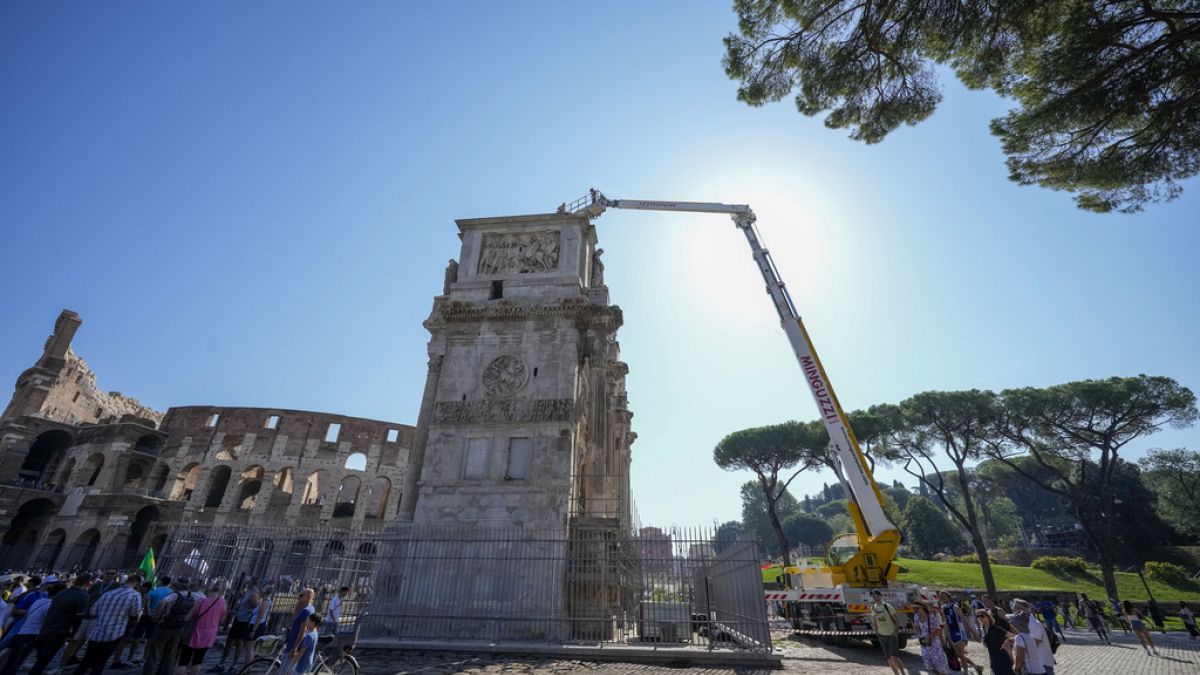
477,230 -> 561,274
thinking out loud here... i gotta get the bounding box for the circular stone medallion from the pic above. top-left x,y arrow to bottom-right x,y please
482,355 -> 529,398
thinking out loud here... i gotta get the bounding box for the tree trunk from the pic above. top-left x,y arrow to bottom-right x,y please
1097,480 -> 1120,600
956,464 -> 997,595
767,496 -> 792,568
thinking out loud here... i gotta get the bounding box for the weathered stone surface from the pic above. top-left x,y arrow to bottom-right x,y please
0,311 -> 413,571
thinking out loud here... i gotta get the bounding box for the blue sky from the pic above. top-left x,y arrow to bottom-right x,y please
3,3 -> 1198,528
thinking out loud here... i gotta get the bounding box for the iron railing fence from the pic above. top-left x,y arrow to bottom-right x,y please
151,522 -> 770,652
363,522 -> 771,651
155,524 -> 380,634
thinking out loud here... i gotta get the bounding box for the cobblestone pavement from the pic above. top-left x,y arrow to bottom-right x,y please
353,625 -> 1200,674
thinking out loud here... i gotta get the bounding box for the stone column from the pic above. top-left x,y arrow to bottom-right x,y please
396,354 -> 443,522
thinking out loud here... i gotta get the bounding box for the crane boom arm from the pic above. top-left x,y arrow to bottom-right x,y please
575,191 -> 896,542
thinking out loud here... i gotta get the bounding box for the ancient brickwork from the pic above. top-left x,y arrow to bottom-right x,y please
0,311 -> 413,573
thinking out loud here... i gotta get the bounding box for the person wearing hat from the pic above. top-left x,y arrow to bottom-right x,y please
975,608 -> 1015,675
0,582 -> 64,675
28,573 -> 91,675
912,600 -> 949,675
1011,598 -> 1056,675
1006,609 -> 1045,675
868,590 -> 908,675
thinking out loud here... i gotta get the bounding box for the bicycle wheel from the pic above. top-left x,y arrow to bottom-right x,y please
328,653 -> 358,675
238,656 -> 281,675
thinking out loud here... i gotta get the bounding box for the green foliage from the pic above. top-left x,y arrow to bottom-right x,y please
740,481 -> 801,557
1031,556 -> 1090,577
814,499 -> 847,519
712,520 -> 746,554
901,495 -> 967,559
946,553 -> 981,564
716,421 -> 829,564
783,512 -> 834,551
1140,448 -> 1200,538
723,1 -> 1200,212
1145,561 -> 1192,586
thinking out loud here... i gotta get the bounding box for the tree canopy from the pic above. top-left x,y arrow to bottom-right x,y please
723,1 -> 1200,212
1140,447 -> 1200,538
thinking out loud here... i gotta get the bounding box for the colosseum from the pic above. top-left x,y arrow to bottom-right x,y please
0,309 -> 413,573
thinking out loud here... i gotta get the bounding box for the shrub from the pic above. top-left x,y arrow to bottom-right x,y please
1145,561 -> 1191,586
1031,555 -> 1089,577
946,553 -> 980,564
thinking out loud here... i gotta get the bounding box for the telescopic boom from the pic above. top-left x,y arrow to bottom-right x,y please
565,190 -> 899,565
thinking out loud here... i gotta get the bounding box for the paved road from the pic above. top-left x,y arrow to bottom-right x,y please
353,626 -> 1200,674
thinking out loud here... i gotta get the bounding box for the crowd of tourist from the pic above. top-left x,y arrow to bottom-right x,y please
870,589 -> 1200,675
0,572 -> 352,675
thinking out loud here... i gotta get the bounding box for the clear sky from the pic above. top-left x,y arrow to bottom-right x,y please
3,3 -> 1198,529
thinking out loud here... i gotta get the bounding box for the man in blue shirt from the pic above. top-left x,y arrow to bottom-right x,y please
283,588 -> 316,655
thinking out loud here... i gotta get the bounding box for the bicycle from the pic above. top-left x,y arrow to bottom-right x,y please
237,632 -> 359,675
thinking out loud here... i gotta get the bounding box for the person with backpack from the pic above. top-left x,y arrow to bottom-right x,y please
27,573 -> 90,675
868,589 -> 908,675
176,585 -> 227,675
1013,599 -> 1057,675
143,578 -> 193,675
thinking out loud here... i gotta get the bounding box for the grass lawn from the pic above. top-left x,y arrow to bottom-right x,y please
896,557 -> 1200,605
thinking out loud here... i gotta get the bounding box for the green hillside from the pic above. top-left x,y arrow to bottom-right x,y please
896,558 -> 1200,604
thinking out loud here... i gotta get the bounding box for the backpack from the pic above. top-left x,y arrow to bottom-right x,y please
161,592 -> 196,629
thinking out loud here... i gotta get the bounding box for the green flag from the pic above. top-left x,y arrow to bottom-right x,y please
139,547 -> 156,584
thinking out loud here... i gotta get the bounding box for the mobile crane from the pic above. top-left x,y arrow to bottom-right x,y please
562,189 -> 932,642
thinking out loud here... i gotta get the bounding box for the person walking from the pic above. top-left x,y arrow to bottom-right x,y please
28,573 -> 90,675
1008,611 -> 1046,675
1078,593 -> 1109,643
1180,601 -> 1198,640
981,594 -> 1013,633
61,569 -> 121,668
143,578 -> 193,675
976,609 -> 1015,675
1037,595 -> 1066,642
0,582 -> 62,675
210,579 -> 258,673
1123,600 -> 1159,656
73,573 -> 143,675
868,590 -> 907,675
913,602 -> 949,675
1017,599 -> 1057,675
939,591 -> 982,675
176,585 -> 227,675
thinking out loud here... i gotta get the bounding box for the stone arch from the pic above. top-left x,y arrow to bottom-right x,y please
273,467 -> 295,494
134,434 -> 164,455
323,539 -> 346,561
128,505 -> 161,560
302,470 -> 329,505
333,475 -> 361,518
172,463 -> 202,500
65,528 -> 102,570
248,539 -> 274,579
363,477 -> 391,520
123,462 -> 146,489
0,498 -> 59,568
36,528 -> 67,568
82,453 -> 105,486
18,429 -> 73,483
344,452 -> 367,471
238,479 -> 263,510
204,465 -> 233,508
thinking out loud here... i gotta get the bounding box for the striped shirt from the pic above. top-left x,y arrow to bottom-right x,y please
88,586 -> 142,642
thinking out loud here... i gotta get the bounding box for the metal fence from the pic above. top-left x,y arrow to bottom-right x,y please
155,522 -> 769,652
362,522 -> 771,651
156,525 -> 379,635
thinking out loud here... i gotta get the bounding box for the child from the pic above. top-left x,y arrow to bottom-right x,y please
282,613 -> 323,675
